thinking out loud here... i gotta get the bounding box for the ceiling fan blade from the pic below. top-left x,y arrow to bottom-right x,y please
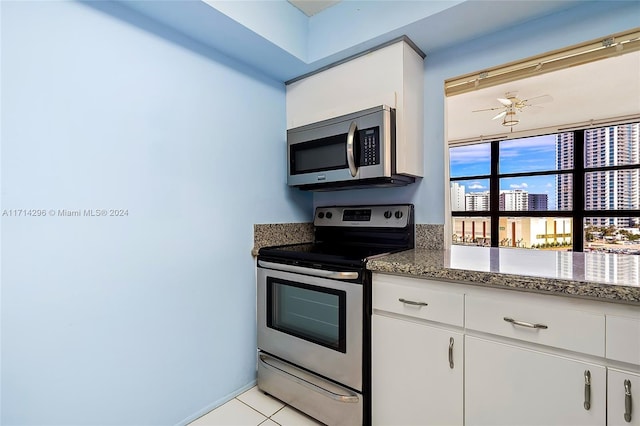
497,98 -> 513,106
523,94 -> 553,105
472,106 -> 504,112
492,111 -> 507,120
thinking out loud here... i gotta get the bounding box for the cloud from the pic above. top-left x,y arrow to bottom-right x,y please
468,183 -> 485,189
498,135 -> 558,172
500,135 -> 557,152
449,144 -> 490,164
510,182 -> 529,189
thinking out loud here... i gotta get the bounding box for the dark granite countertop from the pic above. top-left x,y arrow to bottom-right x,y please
368,246 -> 640,305
252,223 -> 313,257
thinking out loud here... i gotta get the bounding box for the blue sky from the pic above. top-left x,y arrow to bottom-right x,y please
450,135 -> 563,210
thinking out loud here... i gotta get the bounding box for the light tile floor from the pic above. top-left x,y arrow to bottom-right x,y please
188,386 -> 325,426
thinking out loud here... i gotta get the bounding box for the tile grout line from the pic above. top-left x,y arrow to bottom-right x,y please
269,405 -> 287,422
233,396 -> 271,423
231,387 -> 323,426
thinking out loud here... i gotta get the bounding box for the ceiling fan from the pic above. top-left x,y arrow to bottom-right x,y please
473,92 -> 553,128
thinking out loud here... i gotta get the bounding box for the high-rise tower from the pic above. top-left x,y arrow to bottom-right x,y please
555,132 -> 574,211
584,124 -> 639,226
556,124 -> 639,227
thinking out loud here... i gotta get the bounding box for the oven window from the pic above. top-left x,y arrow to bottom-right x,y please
266,277 -> 347,353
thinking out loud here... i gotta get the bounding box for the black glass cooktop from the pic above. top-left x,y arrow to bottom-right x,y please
258,242 -> 402,267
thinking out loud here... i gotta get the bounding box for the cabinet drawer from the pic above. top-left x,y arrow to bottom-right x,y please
466,294 -> 605,356
607,315 -> 640,365
373,275 -> 464,327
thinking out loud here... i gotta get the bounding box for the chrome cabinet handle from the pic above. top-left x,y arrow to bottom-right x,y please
398,298 -> 428,307
584,370 -> 591,410
625,379 -> 632,423
503,317 -> 548,329
448,337 -> 454,369
346,121 -> 358,177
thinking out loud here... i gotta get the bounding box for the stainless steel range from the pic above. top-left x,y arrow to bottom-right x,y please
256,204 -> 415,425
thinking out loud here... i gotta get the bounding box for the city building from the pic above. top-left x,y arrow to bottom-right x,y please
452,218 -> 490,245
555,132 -> 574,211
528,193 -> 549,211
465,191 -> 490,211
499,189 -> 528,211
499,217 -> 572,248
557,123 -> 639,226
450,182 -> 466,211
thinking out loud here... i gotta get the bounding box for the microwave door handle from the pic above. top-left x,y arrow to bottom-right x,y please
346,121 -> 358,177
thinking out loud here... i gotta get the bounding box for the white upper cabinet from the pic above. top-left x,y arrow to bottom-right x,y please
286,39 -> 424,177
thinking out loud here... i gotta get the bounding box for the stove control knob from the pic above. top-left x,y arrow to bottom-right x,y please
395,211 -> 404,219
326,212 -> 333,219
384,210 -> 392,219
318,212 -> 325,219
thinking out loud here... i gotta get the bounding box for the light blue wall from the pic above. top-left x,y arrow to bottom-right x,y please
0,1 -> 310,425
315,0 -> 640,224
307,0 -> 464,62
2,0 -> 639,424
207,0 -> 308,61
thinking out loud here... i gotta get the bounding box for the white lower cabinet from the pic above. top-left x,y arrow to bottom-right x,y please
371,273 -> 639,426
371,314 -> 463,426
608,368 -> 640,426
465,336 -> 606,426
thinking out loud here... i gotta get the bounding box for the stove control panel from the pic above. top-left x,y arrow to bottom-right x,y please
314,204 -> 413,228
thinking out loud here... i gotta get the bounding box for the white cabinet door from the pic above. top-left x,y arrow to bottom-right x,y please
608,368 -> 640,426
465,336 -> 606,426
371,314 -> 463,426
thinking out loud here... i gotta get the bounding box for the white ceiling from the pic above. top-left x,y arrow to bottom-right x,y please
447,50 -> 640,142
287,0 -> 341,17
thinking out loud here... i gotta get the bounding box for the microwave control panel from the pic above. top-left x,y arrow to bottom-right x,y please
359,127 -> 379,166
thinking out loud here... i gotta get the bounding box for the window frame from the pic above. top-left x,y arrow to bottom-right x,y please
450,125 -> 640,252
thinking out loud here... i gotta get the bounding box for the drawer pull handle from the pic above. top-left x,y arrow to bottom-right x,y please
584,370 -> 591,410
625,379 -> 632,423
503,317 -> 548,329
398,298 -> 428,307
448,337 -> 454,369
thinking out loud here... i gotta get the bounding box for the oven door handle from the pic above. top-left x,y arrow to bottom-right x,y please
258,260 -> 359,280
259,353 -> 360,403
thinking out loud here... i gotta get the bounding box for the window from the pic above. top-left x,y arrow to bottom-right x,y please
450,123 -> 640,253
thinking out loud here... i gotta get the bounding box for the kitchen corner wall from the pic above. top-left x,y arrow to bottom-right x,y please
0,2 -> 310,425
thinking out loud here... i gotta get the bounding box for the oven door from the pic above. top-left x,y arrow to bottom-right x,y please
257,262 -> 363,391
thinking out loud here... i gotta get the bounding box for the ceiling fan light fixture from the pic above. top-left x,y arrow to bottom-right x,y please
502,110 -> 519,126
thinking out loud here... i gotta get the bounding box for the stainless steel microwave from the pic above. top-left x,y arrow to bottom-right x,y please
287,105 -> 415,190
